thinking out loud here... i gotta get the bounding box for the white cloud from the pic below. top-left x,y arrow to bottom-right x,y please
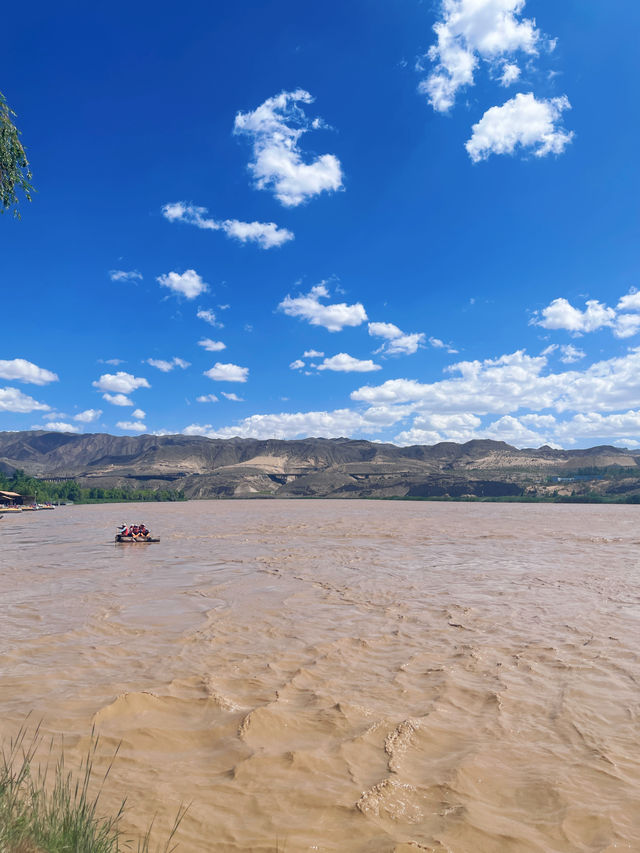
177,338 -> 640,448
395,412 -> 483,446
290,359 -> 305,370
197,308 -> 222,327
109,270 -> 142,282
196,394 -> 219,403
182,405 -> 403,441
317,353 -> 382,373
0,359 -> 58,385
0,387 -> 51,413
429,336 -> 459,354
146,357 -> 190,372
233,89 -> 343,207
559,344 -> 585,364
162,202 -> 294,249
132,408 -> 145,419
352,348 -> 640,418
157,269 -> 208,300
466,93 -> 573,162
221,392 -> 244,402
204,362 -> 249,383
536,297 -> 614,333
198,338 -> 226,352
303,349 -> 324,358
102,393 -> 133,406
499,61 -> 521,86
43,421 -> 80,434
553,410 -> 640,444
534,294 -> 640,339
93,372 -> 150,394
613,314 -> 640,339
480,414 -> 551,445
74,409 -> 102,423
145,359 -> 174,372
616,289 -> 640,313
419,0 -> 541,112
116,421 -> 146,432
279,283 -> 367,332
368,322 -> 426,356
100,358 -> 125,366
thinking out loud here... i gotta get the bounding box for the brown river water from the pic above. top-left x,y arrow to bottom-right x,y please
1,500 -> 640,852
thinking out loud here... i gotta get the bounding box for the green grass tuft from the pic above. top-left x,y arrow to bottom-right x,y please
0,722 -> 187,853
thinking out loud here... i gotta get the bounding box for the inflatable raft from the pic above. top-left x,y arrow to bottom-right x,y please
115,534 -> 160,543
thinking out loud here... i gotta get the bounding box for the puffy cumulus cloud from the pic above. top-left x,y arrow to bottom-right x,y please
157,269 -> 208,300
233,89 -> 343,207
181,404 -> 405,441
279,283 -> 367,332
0,387 -> 51,413
204,362 -> 249,383
499,62 -> 521,86
355,348 -> 640,416
197,308 -> 222,328
0,359 -> 58,385
198,339 -> 226,352
181,343 -> 640,449
43,421 -> 80,434
289,359 -> 305,370
132,409 -> 146,419
303,349 -> 324,358
146,357 -> 190,372
535,297 -> 615,334
616,289 -> 640,312
352,350 -> 553,412
116,421 -> 146,432
102,393 -> 133,406
394,411 -> 562,448
395,412 -> 483,446
74,409 -> 102,423
109,270 -> 142,282
221,392 -> 244,402
480,414 -> 552,445
534,292 -> 640,339
466,93 -> 573,162
93,372 -> 150,394
368,322 -> 426,356
162,202 -> 294,249
553,411 -> 640,445
419,0 -> 541,113
196,394 -> 219,403
317,353 -> 382,373
613,314 -> 640,339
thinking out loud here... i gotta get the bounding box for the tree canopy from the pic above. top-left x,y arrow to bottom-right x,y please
0,91 -> 32,216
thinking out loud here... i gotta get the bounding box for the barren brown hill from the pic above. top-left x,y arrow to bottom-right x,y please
2,431 -> 640,500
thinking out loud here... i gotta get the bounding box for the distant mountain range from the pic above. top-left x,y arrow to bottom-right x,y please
2,430 -> 640,500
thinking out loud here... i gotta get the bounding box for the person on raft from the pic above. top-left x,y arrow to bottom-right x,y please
117,523 -> 151,540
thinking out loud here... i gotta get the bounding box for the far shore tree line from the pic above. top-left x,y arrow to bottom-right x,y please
0,470 -> 186,504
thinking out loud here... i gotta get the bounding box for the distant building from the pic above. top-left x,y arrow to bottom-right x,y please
0,489 -> 36,505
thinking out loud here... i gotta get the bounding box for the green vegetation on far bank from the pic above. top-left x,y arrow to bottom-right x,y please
0,471 -> 186,505
384,493 -> 640,504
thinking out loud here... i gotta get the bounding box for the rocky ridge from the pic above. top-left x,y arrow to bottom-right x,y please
1,431 -> 640,500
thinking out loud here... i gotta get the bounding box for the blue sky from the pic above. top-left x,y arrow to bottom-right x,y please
1,0 -> 640,448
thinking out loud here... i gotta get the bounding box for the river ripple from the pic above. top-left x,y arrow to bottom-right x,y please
1,500 -> 639,851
